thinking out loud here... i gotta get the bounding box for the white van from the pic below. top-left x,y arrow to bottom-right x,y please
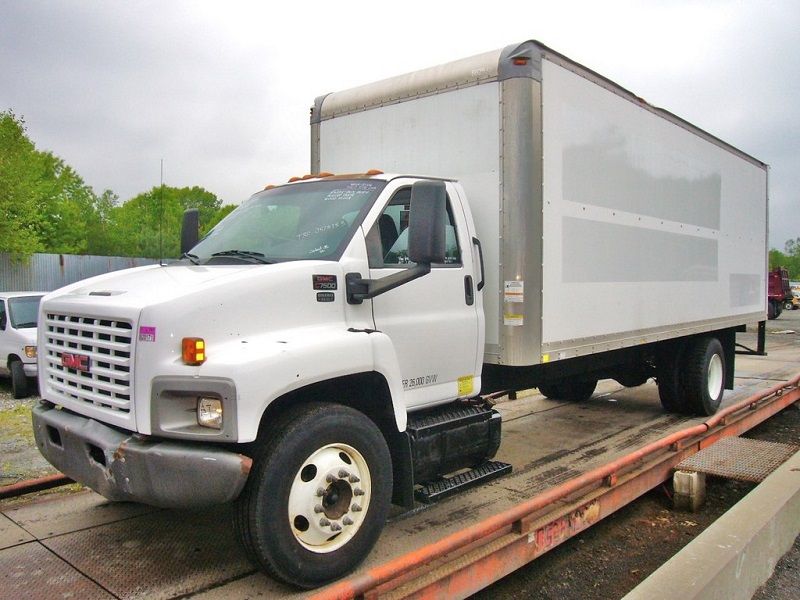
0,292 -> 45,398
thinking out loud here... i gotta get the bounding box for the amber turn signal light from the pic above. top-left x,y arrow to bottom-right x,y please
182,337 -> 206,365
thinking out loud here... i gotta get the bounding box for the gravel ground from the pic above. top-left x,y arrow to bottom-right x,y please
0,379 -> 56,485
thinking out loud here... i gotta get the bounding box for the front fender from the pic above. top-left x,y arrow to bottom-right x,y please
209,327 -> 406,441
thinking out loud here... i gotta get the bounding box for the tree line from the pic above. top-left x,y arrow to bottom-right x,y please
0,110 -> 234,259
769,241 -> 800,279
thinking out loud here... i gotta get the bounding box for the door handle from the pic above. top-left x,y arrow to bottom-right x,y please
464,275 -> 474,306
472,237 -> 485,291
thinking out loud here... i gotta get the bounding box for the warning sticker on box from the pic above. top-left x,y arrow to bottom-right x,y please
457,375 -> 474,396
504,280 -> 524,303
504,313 -> 524,326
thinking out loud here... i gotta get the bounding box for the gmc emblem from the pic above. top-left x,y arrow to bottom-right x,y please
62,353 -> 91,372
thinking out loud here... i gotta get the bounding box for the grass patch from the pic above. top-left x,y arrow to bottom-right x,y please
0,403 -> 35,443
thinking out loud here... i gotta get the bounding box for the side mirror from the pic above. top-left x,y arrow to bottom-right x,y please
408,181 -> 447,265
181,208 -> 200,255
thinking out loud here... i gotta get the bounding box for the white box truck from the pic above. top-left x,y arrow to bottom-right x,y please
32,41 -> 768,588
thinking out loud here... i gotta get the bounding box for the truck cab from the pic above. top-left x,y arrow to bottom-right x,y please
32,173 -> 497,588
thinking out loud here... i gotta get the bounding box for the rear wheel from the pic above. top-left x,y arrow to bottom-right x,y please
657,345 -> 688,413
537,383 -> 561,399
683,337 -> 725,416
10,361 -> 30,399
235,403 -> 392,589
538,380 -> 596,401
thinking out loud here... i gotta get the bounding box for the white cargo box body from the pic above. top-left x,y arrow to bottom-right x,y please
312,41 -> 768,367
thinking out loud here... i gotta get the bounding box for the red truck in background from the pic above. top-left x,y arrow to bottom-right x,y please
768,267 -> 792,319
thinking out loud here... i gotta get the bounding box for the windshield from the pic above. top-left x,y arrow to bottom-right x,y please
189,179 -> 387,264
9,296 -> 43,329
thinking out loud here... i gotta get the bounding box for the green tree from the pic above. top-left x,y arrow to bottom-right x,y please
770,241 -> 800,279
0,109 -> 117,257
110,186 -> 231,258
769,248 -> 788,271
1,110 -> 234,259
85,189 -> 121,255
0,111 -> 44,255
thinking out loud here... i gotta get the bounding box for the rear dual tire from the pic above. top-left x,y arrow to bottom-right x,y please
538,379 -> 597,402
658,337 -> 725,416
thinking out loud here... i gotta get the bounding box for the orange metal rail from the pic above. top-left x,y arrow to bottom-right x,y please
314,374 -> 800,600
0,473 -> 72,500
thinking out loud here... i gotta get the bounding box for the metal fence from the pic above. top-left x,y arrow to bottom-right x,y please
0,253 -> 158,292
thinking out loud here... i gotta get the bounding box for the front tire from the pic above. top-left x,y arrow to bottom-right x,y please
235,403 -> 392,589
10,361 -> 30,399
768,300 -> 777,320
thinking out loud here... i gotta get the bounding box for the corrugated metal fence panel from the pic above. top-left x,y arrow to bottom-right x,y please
0,253 -> 159,292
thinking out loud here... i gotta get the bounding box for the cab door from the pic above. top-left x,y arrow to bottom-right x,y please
365,180 -> 482,408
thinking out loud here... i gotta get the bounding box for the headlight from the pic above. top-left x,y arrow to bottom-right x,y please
197,397 -> 223,429
24,346 -> 37,359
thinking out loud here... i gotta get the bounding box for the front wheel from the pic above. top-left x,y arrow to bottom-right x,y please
768,300 -> 777,320
11,361 -> 30,399
234,403 -> 392,589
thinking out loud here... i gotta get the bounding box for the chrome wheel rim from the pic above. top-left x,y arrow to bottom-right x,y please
287,443 -> 371,553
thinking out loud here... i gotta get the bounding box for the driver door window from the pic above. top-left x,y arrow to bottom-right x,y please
367,187 -> 461,268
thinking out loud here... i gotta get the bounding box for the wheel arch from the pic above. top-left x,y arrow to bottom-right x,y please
253,371 -> 414,509
257,371 -> 398,439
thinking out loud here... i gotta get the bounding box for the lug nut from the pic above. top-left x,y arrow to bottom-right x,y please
354,488 -> 364,496
319,518 -> 331,527
342,516 -> 353,526
316,487 -> 325,497
348,475 -> 360,483
326,474 -> 335,483
314,504 -> 324,513
338,469 -> 350,478
352,504 -> 362,512
330,522 -> 342,532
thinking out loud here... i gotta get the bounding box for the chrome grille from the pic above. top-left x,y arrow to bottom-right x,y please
44,312 -> 133,414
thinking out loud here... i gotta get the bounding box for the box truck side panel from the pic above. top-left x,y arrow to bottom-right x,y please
317,83 -> 504,357
540,59 -> 767,356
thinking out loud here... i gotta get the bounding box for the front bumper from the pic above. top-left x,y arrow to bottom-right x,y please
32,403 -> 252,508
22,361 -> 37,377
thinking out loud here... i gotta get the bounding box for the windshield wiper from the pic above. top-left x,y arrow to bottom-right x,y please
181,252 -> 200,265
14,322 -> 37,329
210,250 -> 272,264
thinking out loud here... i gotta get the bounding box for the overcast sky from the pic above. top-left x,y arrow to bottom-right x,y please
1,1 -> 797,248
